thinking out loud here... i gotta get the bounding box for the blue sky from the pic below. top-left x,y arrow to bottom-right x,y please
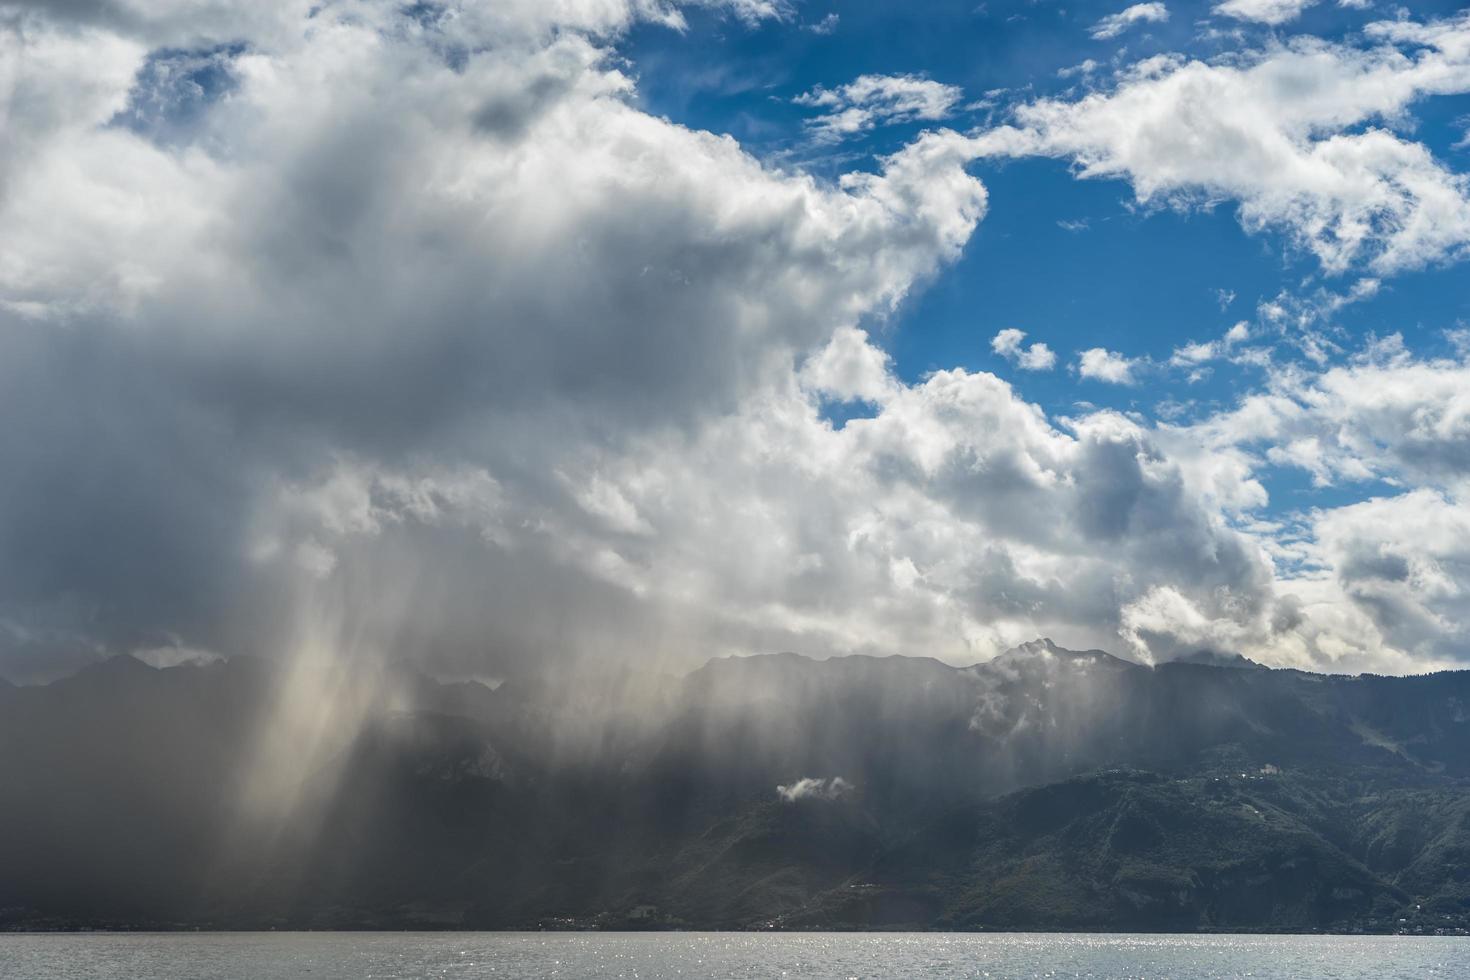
624,2 -> 1470,381
622,0 -> 1470,514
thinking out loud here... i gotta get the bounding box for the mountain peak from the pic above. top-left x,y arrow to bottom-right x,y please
997,638 -> 1134,667
1169,649 -> 1264,670
1014,637 -> 1066,657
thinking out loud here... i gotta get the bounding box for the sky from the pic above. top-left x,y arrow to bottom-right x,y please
3,0 -> 1470,682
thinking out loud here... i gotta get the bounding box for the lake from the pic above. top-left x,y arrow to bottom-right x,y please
1,932 -> 1465,978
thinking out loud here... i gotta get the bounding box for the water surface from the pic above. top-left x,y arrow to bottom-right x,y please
1,931 -> 1465,979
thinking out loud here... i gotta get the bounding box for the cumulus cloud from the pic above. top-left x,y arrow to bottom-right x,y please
1129,341 -> 1470,671
795,73 -> 964,142
1091,3 -> 1169,41
1305,490 -> 1470,662
991,328 -> 1057,371
0,0 -> 989,681
1213,0 -> 1316,26
1191,348 -> 1470,490
1120,586 -> 1251,664
1077,348 -> 1140,384
973,13 -> 1470,275
4,0 -> 1470,688
802,327 -> 900,403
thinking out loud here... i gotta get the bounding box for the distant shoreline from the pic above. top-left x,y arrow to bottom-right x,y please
4,927 -> 1463,937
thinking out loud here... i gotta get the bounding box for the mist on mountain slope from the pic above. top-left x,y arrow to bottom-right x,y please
3,638 -> 1468,931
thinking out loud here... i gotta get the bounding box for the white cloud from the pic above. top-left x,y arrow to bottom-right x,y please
1304,490 -> 1470,661
1213,0 -> 1317,26
776,776 -> 854,802
991,328 -> 1057,371
1131,342 -> 1470,671
1189,349 -> 1470,491
5,0 -> 1470,688
1058,59 -> 1101,80
1091,3 -> 1169,41
0,0 -> 991,680
1170,341 -> 1216,367
801,327 -> 900,403
973,13 -> 1470,275
713,0 -> 795,25
1121,586 -> 1251,663
806,12 -> 839,35
1167,319 -> 1254,370
1077,348 -> 1140,384
795,73 -> 964,142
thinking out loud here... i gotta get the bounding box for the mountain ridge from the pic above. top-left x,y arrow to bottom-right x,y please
2,642 -> 1469,933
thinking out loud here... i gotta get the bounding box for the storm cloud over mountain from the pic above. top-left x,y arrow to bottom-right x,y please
5,0 -> 1470,689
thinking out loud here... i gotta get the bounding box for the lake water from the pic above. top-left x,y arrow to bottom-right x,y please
1,932 -> 1466,979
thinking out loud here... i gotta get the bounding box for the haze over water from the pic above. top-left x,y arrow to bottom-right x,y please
2,933 -> 1466,980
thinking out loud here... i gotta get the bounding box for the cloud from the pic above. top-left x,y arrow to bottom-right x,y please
776,776 -> 854,802
1170,341 -> 1217,367
1091,3 -> 1169,41
973,13 -> 1470,275
1167,320 -> 1252,371
806,12 -> 838,35
1077,348 -> 1140,384
1305,490 -> 1470,662
802,327 -> 901,403
0,1 -> 988,681
1058,60 -> 1101,81
1131,341 -> 1470,671
992,328 -> 1057,371
5,0 -> 1470,688
795,73 -> 964,142
713,0 -> 794,26
1222,355 -> 1470,490
0,0 -> 763,48
1213,0 -> 1317,26
1120,586 -> 1251,663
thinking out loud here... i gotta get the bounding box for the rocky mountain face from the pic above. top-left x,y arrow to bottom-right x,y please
1,643 -> 1468,933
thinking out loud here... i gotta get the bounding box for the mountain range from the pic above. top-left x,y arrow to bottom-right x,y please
1,641 -> 1468,933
